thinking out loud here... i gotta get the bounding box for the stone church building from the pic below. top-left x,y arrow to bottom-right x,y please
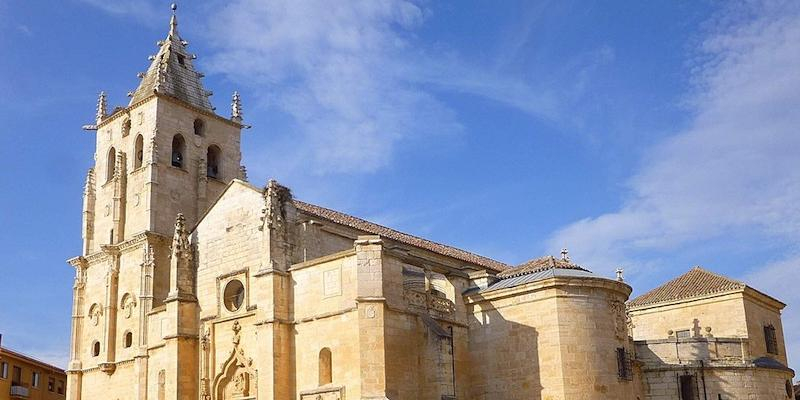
65,7 -> 794,400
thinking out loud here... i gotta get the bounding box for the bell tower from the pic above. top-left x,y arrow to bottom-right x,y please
80,4 -> 245,255
67,5 -> 246,400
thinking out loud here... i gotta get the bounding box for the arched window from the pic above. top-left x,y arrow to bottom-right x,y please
106,147 -> 116,181
319,348 -> 332,386
207,145 -> 221,178
123,331 -> 133,348
133,134 -> 144,169
193,119 -> 205,136
92,341 -> 101,357
171,135 -> 185,168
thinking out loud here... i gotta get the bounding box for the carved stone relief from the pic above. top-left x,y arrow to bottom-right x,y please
120,293 -> 137,319
88,303 -> 103,326
610,300 -> 628,340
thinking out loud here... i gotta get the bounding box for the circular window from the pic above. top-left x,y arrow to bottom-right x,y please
224,280 -> 245,312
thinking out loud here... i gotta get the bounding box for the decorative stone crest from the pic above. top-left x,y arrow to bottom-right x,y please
88,303 -> 103,326
120,293 -> 137,319
610,300 -> 628,340
262,179 -> 291,231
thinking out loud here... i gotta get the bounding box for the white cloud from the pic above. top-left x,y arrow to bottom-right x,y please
547,0 -> 800,365
78,0 -> 161,24
201,0 -> 594,176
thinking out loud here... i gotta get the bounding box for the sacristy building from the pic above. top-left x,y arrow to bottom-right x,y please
65,8 -> 794,400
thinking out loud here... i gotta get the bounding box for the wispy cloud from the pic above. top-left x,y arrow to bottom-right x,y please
547,0 -> 800,363
77,0 -> 161,25
201,0 -> 608,177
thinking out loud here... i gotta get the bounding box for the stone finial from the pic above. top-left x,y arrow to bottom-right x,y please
169,4 -> 178,38
142,244 -> 155,268
113,151 -> 126,181
148,134 -> 159,165
96,91 -> 107,124
239,165 -> 248,181
171,213 -> 191,262
616,267 -> 625,282
231,91 -> 243,123
84,168 -> 95,197
560,248 -> 570,262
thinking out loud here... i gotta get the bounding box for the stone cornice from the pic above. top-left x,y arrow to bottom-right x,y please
96,92 -> 244,131
75,231 -> 170,267
464,275 -> 632,305
288,249 -> 355,272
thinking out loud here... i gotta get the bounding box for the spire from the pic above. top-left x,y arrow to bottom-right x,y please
169,3 -> 178,37
129,3 -> 213,111
96,91 -> 107,124
231,91 -> 243,123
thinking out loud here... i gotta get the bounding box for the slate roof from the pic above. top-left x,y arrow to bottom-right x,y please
628,267 -> 746,308
129,12 -> 213,111
497,255 -> 590,279
292,200 -> 510,272
485,267 -> 596,292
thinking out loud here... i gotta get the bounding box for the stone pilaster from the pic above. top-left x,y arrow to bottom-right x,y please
196,157 -> 207,219
82,168 -> 95,256
355,235 -> 389,400
66,256 -> 87,400
111,152 -> 127,244
101,246 -> 121,374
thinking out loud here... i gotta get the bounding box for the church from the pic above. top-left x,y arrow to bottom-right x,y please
64,6 -> 794,400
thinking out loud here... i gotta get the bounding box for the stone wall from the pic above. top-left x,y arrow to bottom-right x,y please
629,293 -> 748,341
466,277 -> 636,400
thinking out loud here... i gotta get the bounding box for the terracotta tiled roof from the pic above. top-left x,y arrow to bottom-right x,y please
293,200 -> 509,272
497,256 -> 590,279
628,267 -> 745,308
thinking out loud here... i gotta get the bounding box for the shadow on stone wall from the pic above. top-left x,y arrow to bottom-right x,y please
465,304 -> 543,400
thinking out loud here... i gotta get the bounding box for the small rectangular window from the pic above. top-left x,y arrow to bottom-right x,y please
48,376 -> 55,392
12,365 -> 21,385
57,379 -> 65,395
676,329 -> 691,339
0,362 -> 7,379
616,347 -> 632,380
32,371 -> 39,388
764,325 -> 779,354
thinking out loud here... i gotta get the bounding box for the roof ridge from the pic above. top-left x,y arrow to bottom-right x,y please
292,199 -> 509,272
628,266 -> 746,308
0,346 -> 66,372
497,255 -> 591,279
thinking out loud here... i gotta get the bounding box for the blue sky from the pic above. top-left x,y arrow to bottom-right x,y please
1,0 -> 799,371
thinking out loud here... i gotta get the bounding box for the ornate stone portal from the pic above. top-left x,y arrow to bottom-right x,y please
212,321 -> 258,400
